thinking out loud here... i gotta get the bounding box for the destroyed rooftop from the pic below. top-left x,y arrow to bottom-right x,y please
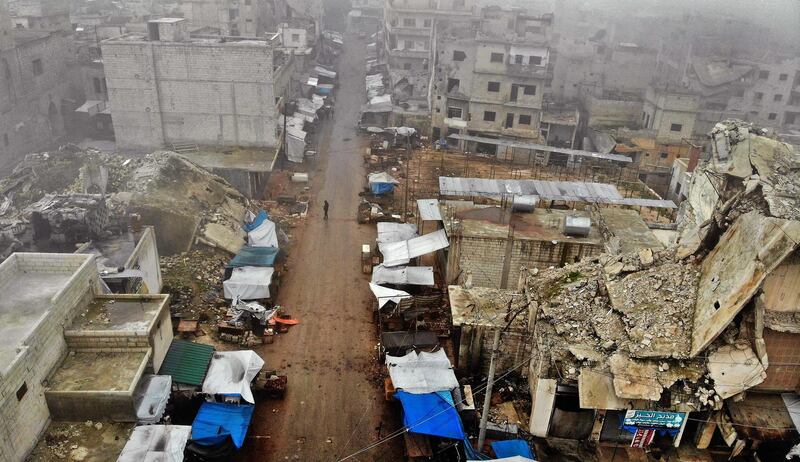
47,351 -> 148,392
67,296 -> 167,332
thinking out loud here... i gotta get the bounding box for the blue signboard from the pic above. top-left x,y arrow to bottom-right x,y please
623,410 -> 685,429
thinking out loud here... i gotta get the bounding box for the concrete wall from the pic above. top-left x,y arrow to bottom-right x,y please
581,93 -> 642,129
125,227 -> 163,294
102,38 -> 278,150
643,86 -> 698,142
456,324 -> 531,376
0,254 -> 98,462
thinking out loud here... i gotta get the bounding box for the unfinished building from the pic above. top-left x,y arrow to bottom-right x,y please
101,18 -> 294,151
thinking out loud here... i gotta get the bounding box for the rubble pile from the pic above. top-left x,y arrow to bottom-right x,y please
161,249 -> 229,320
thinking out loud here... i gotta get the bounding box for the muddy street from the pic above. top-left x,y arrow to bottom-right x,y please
239,34 -> 403,461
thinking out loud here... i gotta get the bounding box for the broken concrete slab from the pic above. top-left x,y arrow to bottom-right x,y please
707,343 -> 766,399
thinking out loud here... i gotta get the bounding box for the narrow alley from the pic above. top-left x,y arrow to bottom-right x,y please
240,34 -> 404,461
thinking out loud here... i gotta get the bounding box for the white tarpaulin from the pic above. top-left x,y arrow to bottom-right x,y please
202,350 -> 265,404
286,134 -> 306,163
385,349 -> 458,394
368,172 -> 400,185
385,126 -> 417,137
371,265 -> 434,286
379,229 -> 450,267
377,222 -> 418,244
223,266 -> 275,300
314,66 -> 337,79
117,425 -> 191,462
369,282 -> 411,309
369,94 -> 391,106
134,375 -> 171,425
248,219 -> 279,248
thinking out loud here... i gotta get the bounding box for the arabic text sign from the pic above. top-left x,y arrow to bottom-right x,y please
623,410 -> 685,429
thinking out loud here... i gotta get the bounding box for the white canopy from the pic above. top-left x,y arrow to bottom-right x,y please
372,265 -> 434,286
117,425 -> 191,462
376,222 -> 418,244
223,266 -> 275,300
202,350 -> 265,404
385,349 -> 458,394
379,229 -> 450,267
368,172 -> 399,185
369,282 -> 411,309
248,219 -> 279,248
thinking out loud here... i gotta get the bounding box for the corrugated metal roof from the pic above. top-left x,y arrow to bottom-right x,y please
439,177 -> 677,209
377,222 -> 418,244
371,265 -> 435,285
158,339 -> 215,386
379,229 -> 449,267
417,199 -> 442,221
448,133 -> 632,163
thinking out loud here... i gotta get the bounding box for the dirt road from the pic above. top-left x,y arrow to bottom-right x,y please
239,35 -> 403,461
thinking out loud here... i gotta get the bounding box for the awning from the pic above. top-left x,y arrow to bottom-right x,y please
371,265 -> 434,286
202,351 -> 265,404
158,340 -> 215,387
369,282 -> 411,309
228,246 -> 280,268
386,349 -> 459,394
417,199 -> 442,221
377,222 -> 418,244
448,133 -> 632,163
396,390 -> 465,440
223,266 -> 275,300
191,402 -> 255,449
247,218 -> 278,248
75,99 -> 106,116
134,375 -> 172,425
379,229 -> 450,267
117,425 -> 192,462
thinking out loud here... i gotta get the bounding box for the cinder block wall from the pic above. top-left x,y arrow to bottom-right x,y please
0,254 -> 97,462
64,331 -> 151,351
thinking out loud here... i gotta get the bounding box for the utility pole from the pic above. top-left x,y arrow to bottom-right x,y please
404,135 -> 411,220
477,328 -> 502,451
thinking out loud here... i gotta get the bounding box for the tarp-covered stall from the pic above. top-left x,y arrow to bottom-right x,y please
223,266 -> 275,300
367,172 -> 399,195
134,374 -> 172,425
379,229 -> 450,267
191,402 -> 255,449
395,391 -> 465,440
202,351 -> 265,404
386,349 -> 459,394
369,282 -> 411,309
372,265 -> 434,286
117,425 -> 192,462
228,245 -> 280,268
247,219 -> 278,248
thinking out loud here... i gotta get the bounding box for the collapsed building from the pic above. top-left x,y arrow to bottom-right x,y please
491,120 -> 800,458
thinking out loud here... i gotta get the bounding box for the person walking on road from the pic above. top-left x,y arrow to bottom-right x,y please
323,200 -> 329,220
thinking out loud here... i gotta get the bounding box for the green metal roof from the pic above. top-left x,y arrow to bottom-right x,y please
158,339 -> 215,386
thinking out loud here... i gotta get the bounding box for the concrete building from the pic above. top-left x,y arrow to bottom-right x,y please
431,8 -> 553,153
347,0 -> 383,34
0,252 -> 172,461
740,57 -> 800,131
383,0 -> 475,105
177,0 -> 270,36
8,0 -> 71,32
102,18 -> 292,151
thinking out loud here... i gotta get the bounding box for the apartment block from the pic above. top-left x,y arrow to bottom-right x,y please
101,18 -> 292,150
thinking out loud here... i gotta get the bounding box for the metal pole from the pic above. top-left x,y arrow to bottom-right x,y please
477,329 -> 502,450
404,136 -> 410,220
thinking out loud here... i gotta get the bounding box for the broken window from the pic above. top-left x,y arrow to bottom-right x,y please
754,92 -> 764,101
423,19 -> 432,27
432,127 -> 441,139
447,107 -> 463,119
403,18 -> 415,27
404,40 -> 414,50
505,113 -> 514,128
670,123 -> 682,132
660,152 -> 668,159
228,8 -> 238,20
490,52 -> 504,63
453,50 -> 466,61
447,78 -> 460,93
774,94 -> 783,102
403,62 -> 412,70
291,33 -> 300,42
759,70 -> 770,79
487,81 -> 500,92
530,55 -> 543,65
519,114 -> 532,125
32,59 -> 42,76
514,54 -> 523,64
768,113 -> 777,120
780,73 -> 788,81
16,382 -> 27,401
484,111 -> 496,121
93,77 -> 104,95
523,85 -> 536,95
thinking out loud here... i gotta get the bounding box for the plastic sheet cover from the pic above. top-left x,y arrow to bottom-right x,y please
247,219 -> 278,248
385,349 -> 458,394
371,265 -> 434,286
395,391 -> 465,440
376,222 -> 418,244
191,402 -> 255,449
134,374 -> 172,425
223,266 -> 274,300
202,350 -> 265,404
369,282 -> 411,309
117,425 -> 191,462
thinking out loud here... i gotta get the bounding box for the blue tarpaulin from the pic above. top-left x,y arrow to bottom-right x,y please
491,440 -> 535,459
228,246 -> 280,268
191,402 -> 255,449
371,182 -> 395,195
396,390 -> 465,440
243,210 -> 269,232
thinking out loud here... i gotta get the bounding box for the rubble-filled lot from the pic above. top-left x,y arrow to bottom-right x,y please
27,421 -> 133,462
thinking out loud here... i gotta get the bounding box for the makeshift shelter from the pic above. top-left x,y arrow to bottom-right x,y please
376,222 -> 418,244
243,210 -> 268,233
372,265 -> 434,286
369,282 -> 411,309
380,331 -> 439,357
191,402 -> 255,449
395,391 -> 465,440
386,349 -> 459,394
158,340 -> 215,387
247,218 -> 278,248
367,172 -> 399,195
379,229 -> 450,267
202,350 -> 265,404
223,266 -> 275,300
117,425 -> 192,462
134,375 -> 172,424
227,246 -> 280,268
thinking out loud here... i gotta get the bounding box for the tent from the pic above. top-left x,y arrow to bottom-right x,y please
368,172 -> 399,195
202,351 -> 265,404
395,391 -> 465,440
191,402 -> 255,449
223,266 -> 275,300
247,218 -> 278,248
369,282 -> 411,309
228,246 -> 280,268
491,440 -> 535,460
385,349 -> 459,394
117,425 -> 192,462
